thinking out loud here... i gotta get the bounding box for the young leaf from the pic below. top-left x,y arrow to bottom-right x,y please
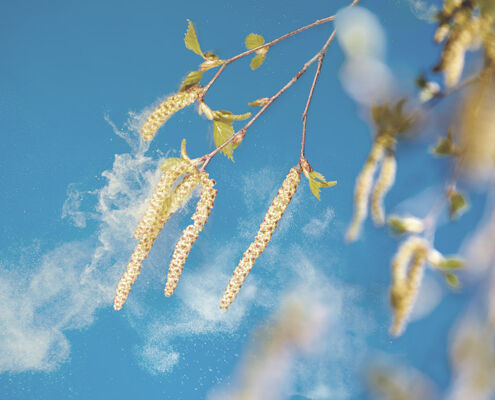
245,33 -> 265,49
444,272 -> 460,288
305,170 -> 337,200
179,70 -> 204,92
213,119 -> 238,160
448,190 -> 468,219
200,58 -> 224,71
250,53 -> 266,70
160,157 -> 182,171
180,138 -> 189,160
248,97 -> 270,107
214,110 -> 251,121
184,20 -> 205,58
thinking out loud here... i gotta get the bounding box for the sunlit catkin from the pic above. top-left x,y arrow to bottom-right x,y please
141,85 -> 203,141
389,236 -> 428,336
164,172 -> 217,297
346,139 -> 386,242
114,162 -> 200,310
371,150 -> 397,226
134,160 -> 197,239
220,167 -> 301,310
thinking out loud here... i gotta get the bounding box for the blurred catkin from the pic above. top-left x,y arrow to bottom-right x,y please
346,138 -> 386,242
458,75 -> 495,180
371,150 -> 397,226
141,85 -> 203,141
165,172 -> 217,296
389,236 -> 428,336
220,167 -> 301,310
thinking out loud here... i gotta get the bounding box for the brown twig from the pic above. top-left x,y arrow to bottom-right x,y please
199,0 -> 361,101
199,30 -> 336,171
300,30 -> 336,160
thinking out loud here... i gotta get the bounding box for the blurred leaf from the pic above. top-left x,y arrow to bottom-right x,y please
371,98 -> 415,137
387,216 -> 424,236
444,272 -> 460,288
213,119 -> 238,160
248,97 -> 270,107
438,257 -> 465,269
416,75 -> 428,89
432,128 -> 460,156
306,170 -> 337,200
184,20 -> 205,58
179,70 -> 203,92
449,190 -> 468,219
250,53 -> 266,70
245,33 -> 265,49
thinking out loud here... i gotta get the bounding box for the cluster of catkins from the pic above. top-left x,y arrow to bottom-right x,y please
346,134 -> 397,242
113,157 -> 216,310
220,167 -> 301,309
165,172 -> 217,297
141,85 -> 203,141
434,0 -> 495,87
389,235 -> 457,336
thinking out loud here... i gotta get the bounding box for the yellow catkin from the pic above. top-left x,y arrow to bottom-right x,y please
371,150 -> 397,226
134,160 -> 197,239
346,139 -> 386,242
220,167 -> 301,310
389,236 -> 427,336
114,164 -> 200,310
141,85 -> 203,141
164,172 -> 217,297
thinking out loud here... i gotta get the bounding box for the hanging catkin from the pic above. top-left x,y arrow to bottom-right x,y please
220,167 -> 300,310
165,172 -> 217,296
141,85 -> 203,141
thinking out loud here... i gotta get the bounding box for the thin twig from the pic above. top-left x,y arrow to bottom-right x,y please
300,30 -> 336,159
199,38 -> 329,170
200,0 -> 360,101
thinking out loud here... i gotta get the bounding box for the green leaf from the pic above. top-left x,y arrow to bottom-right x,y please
179,70 -> 203,92
160,157 -> 182,171
214,110 -> 251,121
449,191 -> 468,219
439,258 -> 465,270
250,53 -> 266,70
184,20 -> 204,58
245,33 -> 265,49
444,272 -> 460,288
213,119 -> 238,160
306,170 -> 337,200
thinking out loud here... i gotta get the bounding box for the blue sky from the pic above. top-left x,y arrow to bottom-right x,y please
1,0 -> 493,399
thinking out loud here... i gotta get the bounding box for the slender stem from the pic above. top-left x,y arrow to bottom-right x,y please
199,0 -> 360,101
199,40 -> 328,171
300,30 -> 336,159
